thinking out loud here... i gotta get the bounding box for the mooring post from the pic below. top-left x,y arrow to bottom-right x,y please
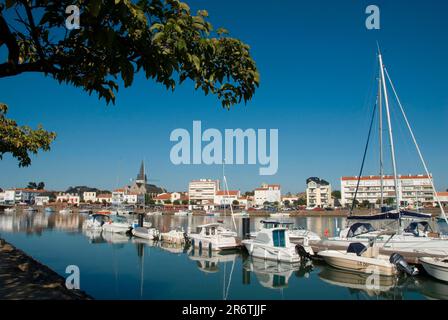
242,217 -> 250,239
138,213 -> 144,227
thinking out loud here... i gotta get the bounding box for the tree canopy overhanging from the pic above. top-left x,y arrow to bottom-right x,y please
0,0 -> 259,166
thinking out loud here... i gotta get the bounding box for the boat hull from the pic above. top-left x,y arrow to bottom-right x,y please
318,250 -> 397,276
420,257 -> 448,282
242,241 -> 300,263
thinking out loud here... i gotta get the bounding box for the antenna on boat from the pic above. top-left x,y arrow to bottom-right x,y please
384,68 -> 448,224
378,49 -> 402,227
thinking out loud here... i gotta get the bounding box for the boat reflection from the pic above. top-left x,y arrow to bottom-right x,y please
415,277 -> 448,300
318,264 -> 405,299
188,248 -> 239,273
159,241 -> 188,255
243,257 -> 305,289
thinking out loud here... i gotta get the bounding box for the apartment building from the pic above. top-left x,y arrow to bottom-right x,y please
340,174 -> 435,207
306,177 -> 332,208
254,184 -> 281,206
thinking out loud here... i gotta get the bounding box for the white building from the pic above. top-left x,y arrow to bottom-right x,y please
341,174 -> 435,207
436,192 -> 448,206
306,177 -> 332,208
0,190 -> 15,204
124,193 -> 138,204
188,179 -> 220,205
83,191 -> 97,203
56,193 -> 80,205
97,194 -> 112,204
35,196 -> 50,206
112,189 -> 125,205
214,190 -> 240,206
254,184 -> 281,206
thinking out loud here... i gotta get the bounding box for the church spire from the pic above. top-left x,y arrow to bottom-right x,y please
136,160 -> 147,183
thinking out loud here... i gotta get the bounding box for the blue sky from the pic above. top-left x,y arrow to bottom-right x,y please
1,0 -> 447,193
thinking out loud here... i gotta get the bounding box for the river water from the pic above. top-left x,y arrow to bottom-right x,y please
0,212 -> 447,300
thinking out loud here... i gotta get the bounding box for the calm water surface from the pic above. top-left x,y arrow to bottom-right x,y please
0,212 -> 447,300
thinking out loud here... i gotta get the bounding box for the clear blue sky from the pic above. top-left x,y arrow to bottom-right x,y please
1,0 -> 447,193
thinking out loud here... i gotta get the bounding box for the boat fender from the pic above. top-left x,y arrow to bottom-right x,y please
191,239 -> 195,247
389,253 -> 419,276
296,244 -> 312,260
199,241 -> 202,255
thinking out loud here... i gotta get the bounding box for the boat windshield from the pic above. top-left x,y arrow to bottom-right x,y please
111,215 -> 128,223
404,221 -> 432,236
272,229 -> 286,247
347,223 -> 376,238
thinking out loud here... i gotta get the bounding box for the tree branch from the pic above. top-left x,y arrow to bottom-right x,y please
0,10 -> 20,66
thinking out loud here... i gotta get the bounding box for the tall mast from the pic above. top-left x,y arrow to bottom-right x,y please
384,68 -> 448,224
378,51 -> 401,223
378,73 -> 384,207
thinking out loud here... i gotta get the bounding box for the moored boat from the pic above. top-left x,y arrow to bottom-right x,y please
242,227 -> 313,263
102,215 -> 132,233
420,257 -> 448,282
188,223 -> 239,251
132,226 -> 160,240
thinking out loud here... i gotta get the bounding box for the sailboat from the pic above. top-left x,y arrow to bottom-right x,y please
326,46 -> 448,252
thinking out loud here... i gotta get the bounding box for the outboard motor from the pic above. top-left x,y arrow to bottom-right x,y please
389,253 -> 419,276
296,244 -> 312,260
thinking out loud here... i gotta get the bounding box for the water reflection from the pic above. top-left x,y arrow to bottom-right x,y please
0,212 -> 447,300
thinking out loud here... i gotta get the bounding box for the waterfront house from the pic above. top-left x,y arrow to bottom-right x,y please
214,190 -> 240,208
56,193 -> 80,205
306,177 -> 332,209
83,191 -> 97,203
96,193 -> 112,204
188,179 -> 220,208
254,184 -> 281,206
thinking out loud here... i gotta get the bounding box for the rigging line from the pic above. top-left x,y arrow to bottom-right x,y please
349,97 -> 378,216
384,68 -> 447,224
224,258 -> 236,300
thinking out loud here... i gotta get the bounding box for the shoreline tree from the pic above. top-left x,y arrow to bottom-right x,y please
0,0 -> 259,166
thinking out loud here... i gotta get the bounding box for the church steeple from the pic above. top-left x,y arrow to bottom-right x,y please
136,160 -> 147,183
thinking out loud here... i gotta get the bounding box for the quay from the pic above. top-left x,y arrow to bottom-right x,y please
0,238 -> 92,300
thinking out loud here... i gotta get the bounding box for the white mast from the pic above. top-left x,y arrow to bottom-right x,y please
384,68 -> 448,224
378,51 -> 401,222
378,73 -> 384,206
223,160 -> 237,231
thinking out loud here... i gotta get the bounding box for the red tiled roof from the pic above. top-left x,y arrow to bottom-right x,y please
155,193 -> 171,200
437,192 -> 448,197
342,175 -> 431,181
216,190 -> 239,196
97,194 -> 112,198
15,188 -> 47,193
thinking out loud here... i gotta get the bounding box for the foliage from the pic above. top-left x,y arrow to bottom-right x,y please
181,199 -> 188,205
26,181 -> 45,189
232,199 -> 239,205
173,199 -> 180,205
331,190 -> 341,199
0,0 -> 258,166
0,104 -> 56,166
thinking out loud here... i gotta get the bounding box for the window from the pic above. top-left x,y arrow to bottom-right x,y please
272,230 -> 286,247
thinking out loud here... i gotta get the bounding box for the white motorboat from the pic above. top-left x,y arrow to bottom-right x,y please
174,210 -> 192,216
242,227 -> 314,263
420,257 -> 448,282
188,223 -> 239,251
160,227 -> 186,244
269,212 -> 290,218
102,215 -> 132,233
205,210 -> 220,217
82,213 -> 111,230
318,242 -> 418,277
319,243 -> 397,276
250,220 -> 321,242
59,208 -> 72,214
132,226 -> 160,240
131,219 -> 152,229
24,207 -> 38,213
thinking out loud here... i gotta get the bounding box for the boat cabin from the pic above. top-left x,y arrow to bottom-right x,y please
196,223 -> 221,236
255,228 -> 291,248
342,222 -> 376,238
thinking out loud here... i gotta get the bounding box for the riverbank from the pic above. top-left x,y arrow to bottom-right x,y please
0,238 -> 92,300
